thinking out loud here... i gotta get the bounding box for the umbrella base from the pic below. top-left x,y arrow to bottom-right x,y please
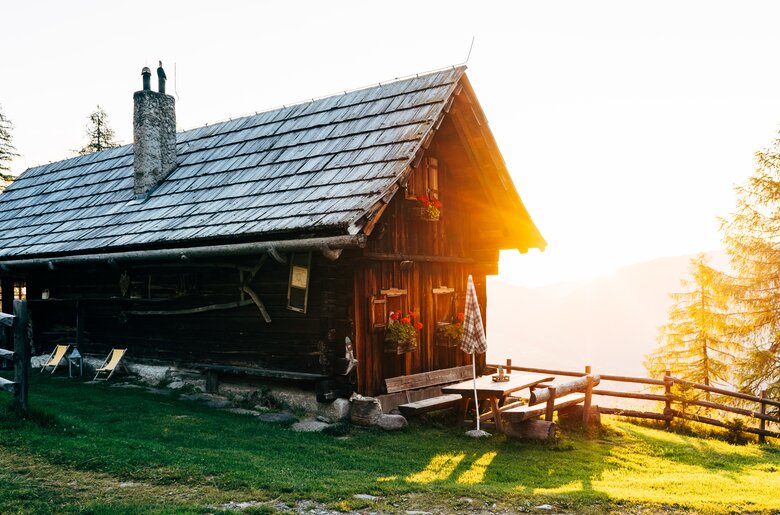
465,429 -> 492,438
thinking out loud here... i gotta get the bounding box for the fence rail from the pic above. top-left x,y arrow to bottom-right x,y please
488,360 -> 780,442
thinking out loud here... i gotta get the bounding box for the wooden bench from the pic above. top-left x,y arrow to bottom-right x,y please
502,374 -> 600,440
380,365 -> 473,416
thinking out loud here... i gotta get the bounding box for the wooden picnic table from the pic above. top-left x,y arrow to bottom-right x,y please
442,372 -> 555,434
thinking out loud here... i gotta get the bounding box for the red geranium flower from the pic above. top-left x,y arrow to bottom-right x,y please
390,312 -> 399,321
432,199 -> 443,209
414,322 -> 423,330
457,312 -> 465,322
417,195 -> 429,205
408,311 -> 417,319
401,317 -> 411,325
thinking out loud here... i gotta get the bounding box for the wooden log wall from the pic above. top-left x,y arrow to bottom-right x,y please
24,253 -> 353,379
354,141 -> 495,396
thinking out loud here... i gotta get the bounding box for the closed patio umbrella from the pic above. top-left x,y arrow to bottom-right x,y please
460,275 -> 490,437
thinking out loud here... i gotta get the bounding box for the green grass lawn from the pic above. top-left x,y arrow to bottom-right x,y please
1,373 -> 779,514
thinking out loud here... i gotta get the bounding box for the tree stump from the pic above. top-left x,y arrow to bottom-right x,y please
558,405 -> 601,429
505,419 -> 557,442
351,397 -> 382,426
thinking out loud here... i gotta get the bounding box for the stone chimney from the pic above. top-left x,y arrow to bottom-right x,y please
133,62 -> 176,197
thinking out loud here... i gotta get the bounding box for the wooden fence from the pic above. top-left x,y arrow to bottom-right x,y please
488,359 -> 780,443
0,302 -> 30,417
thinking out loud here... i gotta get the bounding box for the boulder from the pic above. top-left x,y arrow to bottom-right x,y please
377,414 -> 407,431
317,398 -> 351,421
351,397 -> 382,426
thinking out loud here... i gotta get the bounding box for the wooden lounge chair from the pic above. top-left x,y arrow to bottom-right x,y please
40,344 -> 71,374
93,348 -> 128,381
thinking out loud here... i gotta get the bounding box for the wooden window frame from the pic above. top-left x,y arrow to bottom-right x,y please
287,252 -> 312,313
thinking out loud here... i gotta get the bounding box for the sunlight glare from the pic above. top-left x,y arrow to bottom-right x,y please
406,453 -> 465,484
456,451 -> 497,485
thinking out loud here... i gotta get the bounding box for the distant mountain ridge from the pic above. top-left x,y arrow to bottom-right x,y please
486,251 -> 727,378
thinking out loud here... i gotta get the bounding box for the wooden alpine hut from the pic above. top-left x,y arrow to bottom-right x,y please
0,64 -> 545,398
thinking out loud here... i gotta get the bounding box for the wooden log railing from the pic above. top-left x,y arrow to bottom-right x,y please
487,359 -> 780,441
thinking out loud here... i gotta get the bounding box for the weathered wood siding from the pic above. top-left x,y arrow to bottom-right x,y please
26,255 -> 351,377
353,145 -> 494,396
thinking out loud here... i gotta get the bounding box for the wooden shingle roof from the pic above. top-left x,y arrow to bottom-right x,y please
0,67 -> 467,260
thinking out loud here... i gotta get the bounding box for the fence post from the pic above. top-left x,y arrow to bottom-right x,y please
759,389 -> 767,444
545,386 -> 557,421
506,358 -> 512,375
583,374 -> 594,426
12,300 -> 29,417
664,370 -> 672,431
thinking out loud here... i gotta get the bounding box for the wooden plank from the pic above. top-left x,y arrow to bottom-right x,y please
530,375 -> 601,405
503,393 -> 586,422
684,398 -> 780,424
487,363 -> 583,378
670,376 -> 780,408
398,394 -> 462,416
672,409 -> 780,439
364,252 -> 476,264
0,377 -> 16,394
599,373 -> 669,386
385,365 -> 472,393
593,389 -> 668,402
0,348 -> 14,359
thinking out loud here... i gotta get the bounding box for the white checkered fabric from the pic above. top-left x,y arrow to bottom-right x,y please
460,275 -> 487,354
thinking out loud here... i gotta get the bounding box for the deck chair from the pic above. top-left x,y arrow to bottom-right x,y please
93,348 -> 128,381
40,344 -> 71,374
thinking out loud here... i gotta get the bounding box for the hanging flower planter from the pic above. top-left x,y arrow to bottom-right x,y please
435,312 -> 464,347
384,311 -> 423,354
408,196 -> 442,222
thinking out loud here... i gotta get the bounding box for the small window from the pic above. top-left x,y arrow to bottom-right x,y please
370,295 -> 387,330
287,252 -> 312,313
432,286 -> 455,326
14,281 -> 26,300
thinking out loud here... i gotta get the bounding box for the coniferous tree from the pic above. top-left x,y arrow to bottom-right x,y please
0,104 -> 18,172
78,105 -> 119,154
645,254 -> 741,389
720,136 -> 780,396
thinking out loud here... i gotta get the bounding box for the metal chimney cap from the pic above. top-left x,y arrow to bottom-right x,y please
141,67 -> 151,75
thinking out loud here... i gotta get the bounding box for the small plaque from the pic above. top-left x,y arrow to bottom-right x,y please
291,266 -> 308,289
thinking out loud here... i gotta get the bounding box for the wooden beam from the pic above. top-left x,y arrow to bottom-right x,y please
241,285 -> 272,323
530,375 -> 601,405
671,376 -> 780,408
320,246 -> 342,261
363,252 -> 476,264
125,299 -> 254,316
268,247 -> 287,264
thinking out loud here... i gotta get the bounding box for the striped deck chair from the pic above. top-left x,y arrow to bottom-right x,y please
93,348 -> 128,381
40,344 -> 71,374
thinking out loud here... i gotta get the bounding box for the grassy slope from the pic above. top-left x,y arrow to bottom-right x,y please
1,373 -> 779,514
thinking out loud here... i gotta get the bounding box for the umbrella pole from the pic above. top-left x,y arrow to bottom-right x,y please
472,351 -> 480,431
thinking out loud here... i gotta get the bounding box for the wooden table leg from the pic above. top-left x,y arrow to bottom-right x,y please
490,396 -> 503,434
457,398 -> 469,426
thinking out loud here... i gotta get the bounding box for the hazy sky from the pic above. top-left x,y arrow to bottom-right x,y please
3,1 -> 780,286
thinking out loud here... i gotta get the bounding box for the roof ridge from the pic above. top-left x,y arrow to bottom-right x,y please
178,64 -> 467,134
